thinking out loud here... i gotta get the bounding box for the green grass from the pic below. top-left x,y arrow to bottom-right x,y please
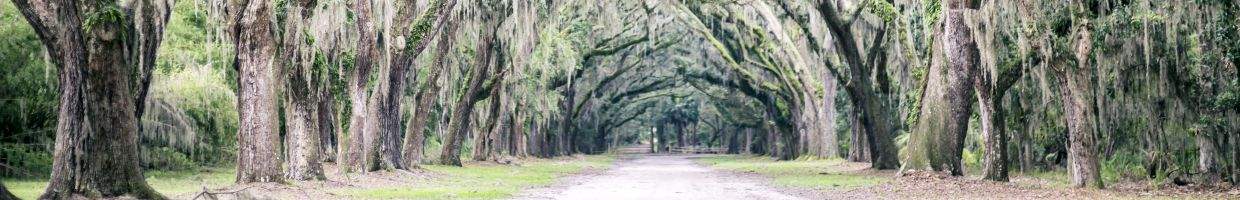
696,155 -> 887,190
1019,170 -> 1072,188
5,156 -> 612,200
337,155 -> 615,200
4,179 -> 46,200
3,166 -> 235,199
144,167 -> 236,196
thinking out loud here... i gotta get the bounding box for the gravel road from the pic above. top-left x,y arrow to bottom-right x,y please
512,154 -> 804,200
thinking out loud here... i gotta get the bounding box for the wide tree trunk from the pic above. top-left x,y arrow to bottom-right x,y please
15,0 -> 170,198
342,0 -> 379,172
234,0 -> 284,184
903,14 -> 976,174
1059,23 -> 1103,189
281,0 -> 325,181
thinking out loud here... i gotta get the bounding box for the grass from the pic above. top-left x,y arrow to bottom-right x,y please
5,156 -> 612,200
696,155 -> 887,190
1017,170 -> 1073,188
4,179 -> 46,199
3,166 -> 235,199
337,155 -> 615,200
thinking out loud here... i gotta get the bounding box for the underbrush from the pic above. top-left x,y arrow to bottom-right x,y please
696,155 -> 888,189
338,155 -> 615,199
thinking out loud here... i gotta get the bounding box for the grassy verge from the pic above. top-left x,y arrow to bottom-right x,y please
696,155 -> 887,190
336,155 -> 615,200
4,155 -> 612,200
3,166 -> 235,199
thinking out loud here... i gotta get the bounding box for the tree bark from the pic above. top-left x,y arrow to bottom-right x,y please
401,17 -> 458,167
343,0 -> 378,172
847,108 -> 871,162
819,78 -> 839,158
281,0 -> 325,181
816,0 -> 900,169
234,0 -> 284,184
474,86 -> 504,161
318,74 -> 339,163
14,0 -> 170,198
904,15 -> 976,174
440,8 -> 503,165
475,83 -> 508,161
511,107 -> 529,157
361,0 -> 455,171
1196,128 -> 1221,185
903,0 -> 982,176
1059,21 -> 1103,189
977,94 -> 1008,181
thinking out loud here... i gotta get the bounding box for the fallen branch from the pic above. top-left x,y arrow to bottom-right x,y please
192,185 -> 256,200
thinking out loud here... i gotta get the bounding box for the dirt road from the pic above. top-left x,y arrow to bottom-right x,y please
512,154 -> 804,200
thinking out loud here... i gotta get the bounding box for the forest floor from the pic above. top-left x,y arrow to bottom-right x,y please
3,155 -> 615,200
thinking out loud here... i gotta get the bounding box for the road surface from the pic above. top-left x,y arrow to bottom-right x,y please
512,154 -> 804,200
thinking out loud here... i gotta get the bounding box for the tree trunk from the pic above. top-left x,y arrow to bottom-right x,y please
820,79 -> 839,158
489,92 -> 511,159
744,128 -> 754,154
474,85 -> 505,161
234,0 -> 284,184
1196,129 -> 1221,185
767,123 -> 779,158
58,20 -> 163,199
816,0 -> 898,169
1011,91 -> 1032,172
977,97 -> 1007,181
343,0 -> 379,172
904,15 -> 976,174
14,0 -> 170,198
511,107 -> 529,157
1231,112 -> 1240,185
847,110 -> 871,162
318,75 -> 339,163
401,24 -> 456,167
440,11 -> 502,166
472,106 -> 492,161
1059,23 -> 1103,189
281,0 -> 325,181
362,0 -> 455,171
